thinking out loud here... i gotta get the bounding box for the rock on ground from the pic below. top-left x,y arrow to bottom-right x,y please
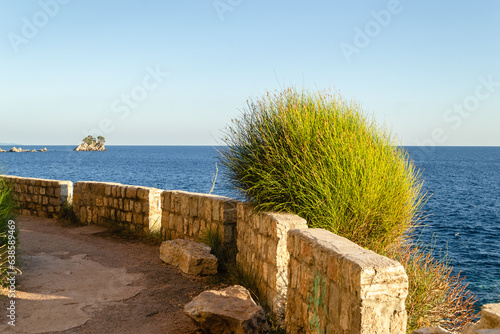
481,304 -> 500,329
160,239 -> 218,276
184,285 -> 269,334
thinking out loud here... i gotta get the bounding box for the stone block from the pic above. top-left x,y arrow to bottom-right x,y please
118,186 -> 124,197
159,239 -> 217,276
184,285 -> 269,334
141,199 -> 149,212
126,186 -> 137,198
173,194 -> 181,214
162,191 -> 171,211
176,215 -> 184,235
180,193 -> 190,216
183,217 -> 191,236
211,200 -> 220,221
203,198 -> 212,220
105,185 -> 112,196
222,200 -> 238,224
137,188 -> 148,200
99,207 -> 106,219
168,213 -> 175,230
480,303 -> 500,329
197,196 -> 205,218
189,195 -> 198,217
134,200 -> 142,213
192,219 -> 200,236
96,183 -> 106,196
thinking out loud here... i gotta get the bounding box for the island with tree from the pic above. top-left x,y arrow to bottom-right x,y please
74,135 -> 107,151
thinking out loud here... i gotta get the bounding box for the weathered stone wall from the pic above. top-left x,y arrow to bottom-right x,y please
286,228 -> 408,334
73,182 -> 162,234
236,202 -> 308,318
160,190 -> 238,244
1,175 -> 72,218
3,174 -> 413,333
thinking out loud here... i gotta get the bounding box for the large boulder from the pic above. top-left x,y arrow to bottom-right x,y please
184,285 -> 269,334
9,147 -> 22,152
463,303 -> 500,334
481,304 -> 500,329
159,239 -> 217,276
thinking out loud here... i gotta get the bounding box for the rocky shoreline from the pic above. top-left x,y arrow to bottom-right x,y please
0,147 -> 47,153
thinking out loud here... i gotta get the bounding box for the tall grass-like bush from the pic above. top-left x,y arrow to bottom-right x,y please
220,88 -> 478,332
221,88 -> 425,253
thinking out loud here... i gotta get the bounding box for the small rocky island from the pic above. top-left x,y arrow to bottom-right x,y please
0,147 -> 47,153
74,135 -> 107,151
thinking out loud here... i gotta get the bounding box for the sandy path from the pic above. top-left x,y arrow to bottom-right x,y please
0,215 -> 210,333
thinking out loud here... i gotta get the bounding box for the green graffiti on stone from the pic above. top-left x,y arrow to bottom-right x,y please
307,272 -> 327,334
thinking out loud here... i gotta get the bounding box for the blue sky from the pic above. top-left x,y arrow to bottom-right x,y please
1,0 -> 499,146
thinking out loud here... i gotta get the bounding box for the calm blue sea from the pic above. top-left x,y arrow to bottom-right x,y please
1,145 -> 499,306
406,146 -> 500,307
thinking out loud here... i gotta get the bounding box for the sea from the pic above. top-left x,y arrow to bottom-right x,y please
1,145 -> 499,307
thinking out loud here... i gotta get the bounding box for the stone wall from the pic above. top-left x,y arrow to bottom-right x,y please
160,190 -> 238,244
3,174 -> 413,333
0,175 -> 72,218
72,182 -> 162,234
286,228 -> 408,334
236,202 -> 308,318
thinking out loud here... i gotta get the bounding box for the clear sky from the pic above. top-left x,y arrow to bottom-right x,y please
1,0 -> 499,146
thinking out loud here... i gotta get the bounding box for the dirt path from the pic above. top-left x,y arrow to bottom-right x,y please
0,215 -> 214,333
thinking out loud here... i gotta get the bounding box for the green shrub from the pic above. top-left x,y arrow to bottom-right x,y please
0,177 -> 18,286
57,201 -> 81,226
220,88 -> 477,332
200,227 -> 236,275
220,88 -> 425,253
